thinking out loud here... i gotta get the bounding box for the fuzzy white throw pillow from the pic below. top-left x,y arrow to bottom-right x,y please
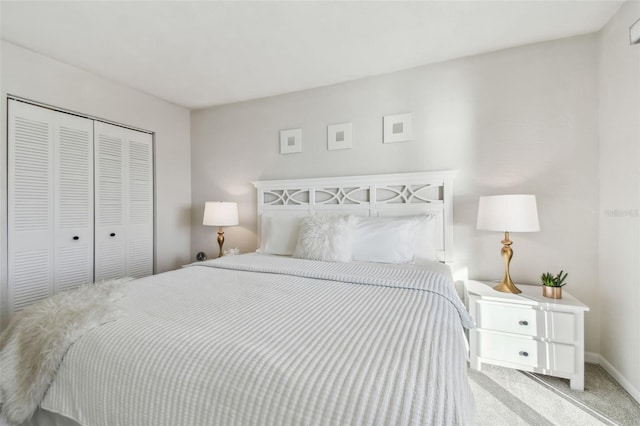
293,215 -> 354,262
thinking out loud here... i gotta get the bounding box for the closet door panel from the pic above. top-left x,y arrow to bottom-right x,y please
94,122 -> 126,281
8,101 -> 55,312
126,130 -> 154,278
54,113 -> 94,292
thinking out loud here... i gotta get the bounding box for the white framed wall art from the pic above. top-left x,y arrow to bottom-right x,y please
383,113 -> 413,143
327,122 -> 352,150
280,128 -> 302,154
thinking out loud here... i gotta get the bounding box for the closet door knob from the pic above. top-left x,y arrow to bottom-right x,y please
73,236 -> 79,241
519,351 -> 529,357
519,320 -> 529,326
110,233 -> 116,237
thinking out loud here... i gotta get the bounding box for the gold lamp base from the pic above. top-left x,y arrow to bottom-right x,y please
493,279 -> 522,294
493,231 -> 522,294
217,228 -> 225,258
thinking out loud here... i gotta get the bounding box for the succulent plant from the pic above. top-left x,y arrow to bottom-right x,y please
541,272 -> 555,286
541,270 -> 568,287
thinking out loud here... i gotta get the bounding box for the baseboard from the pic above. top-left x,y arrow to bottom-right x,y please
586,352 -> 640,403
585,351 -> 600,364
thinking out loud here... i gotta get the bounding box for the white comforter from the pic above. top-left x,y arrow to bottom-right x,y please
41,254 -> 475,425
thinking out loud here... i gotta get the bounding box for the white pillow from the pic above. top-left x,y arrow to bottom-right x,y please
257,215 -> 303,256
412,215 -> 438,262
350,215 -> 438,264
293,215 -> 354,262
351,216 -> 419,264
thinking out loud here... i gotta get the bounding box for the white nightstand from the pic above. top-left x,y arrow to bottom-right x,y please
465,280 -> 589,391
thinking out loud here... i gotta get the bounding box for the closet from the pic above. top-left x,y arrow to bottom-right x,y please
7,99 -> 154,315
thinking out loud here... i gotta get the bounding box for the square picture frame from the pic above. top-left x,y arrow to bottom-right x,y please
383,113 -> 413,143
327,122 -> 352,151
280,128 -> 302,154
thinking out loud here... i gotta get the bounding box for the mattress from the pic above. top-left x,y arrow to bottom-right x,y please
32,254 -> 474,425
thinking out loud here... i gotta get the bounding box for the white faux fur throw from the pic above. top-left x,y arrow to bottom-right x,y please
0,278 -> 129,425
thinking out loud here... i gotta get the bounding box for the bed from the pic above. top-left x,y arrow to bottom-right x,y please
1,171 -> 475,426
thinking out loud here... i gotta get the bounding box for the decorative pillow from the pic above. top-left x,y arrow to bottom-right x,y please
257,215 -> 304,256
293,215 -> 354,262
351,216 -> 419,264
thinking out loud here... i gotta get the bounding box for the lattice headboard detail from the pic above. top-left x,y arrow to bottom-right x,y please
252,170 -> 458,262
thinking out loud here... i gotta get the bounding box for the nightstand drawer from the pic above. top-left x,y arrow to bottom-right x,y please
478,332 -> 539,368
478,302 -> 539,337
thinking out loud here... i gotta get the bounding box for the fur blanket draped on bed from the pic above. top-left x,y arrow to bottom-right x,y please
0,278 -> 129,425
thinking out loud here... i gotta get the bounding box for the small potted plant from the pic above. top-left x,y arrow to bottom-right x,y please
540,270 -> 568,299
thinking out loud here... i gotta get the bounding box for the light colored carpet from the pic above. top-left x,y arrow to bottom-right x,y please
469,363 -> 640,426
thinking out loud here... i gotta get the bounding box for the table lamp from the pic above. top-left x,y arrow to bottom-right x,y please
203,201 -> 239,258
476,194 -> 539,294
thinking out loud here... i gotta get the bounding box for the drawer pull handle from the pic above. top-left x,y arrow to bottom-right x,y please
519,351 -> 529,357
110,233 -> 116,237
519,320 -> 529,326
73,236 -> 79,241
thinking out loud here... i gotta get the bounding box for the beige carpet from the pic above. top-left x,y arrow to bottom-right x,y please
469,363 -> 640,426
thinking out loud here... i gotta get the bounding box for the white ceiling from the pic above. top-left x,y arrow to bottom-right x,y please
1,0 -> 623,109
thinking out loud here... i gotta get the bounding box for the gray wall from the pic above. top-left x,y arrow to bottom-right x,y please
0,41 -> 192,325
597,0 -> 640,400
191,35 -> 600,353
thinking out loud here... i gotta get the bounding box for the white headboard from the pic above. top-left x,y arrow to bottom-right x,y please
252,170 -> 458,263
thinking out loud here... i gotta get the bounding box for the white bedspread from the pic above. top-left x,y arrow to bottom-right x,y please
41,254 -> 475,425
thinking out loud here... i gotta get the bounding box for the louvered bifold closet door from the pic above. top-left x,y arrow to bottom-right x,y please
8,100 -> 94,314
95,122 -> 127,280
125,129 -> 153,279
54,112 -> 94,292
95,121 -> 153,281
8,101 -> 55,313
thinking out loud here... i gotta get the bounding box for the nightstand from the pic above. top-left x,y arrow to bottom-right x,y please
465,280 -> 589,391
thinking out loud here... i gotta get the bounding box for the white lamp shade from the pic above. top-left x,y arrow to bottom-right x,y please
477,195 -> 540,232
203,202 -> 239,227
